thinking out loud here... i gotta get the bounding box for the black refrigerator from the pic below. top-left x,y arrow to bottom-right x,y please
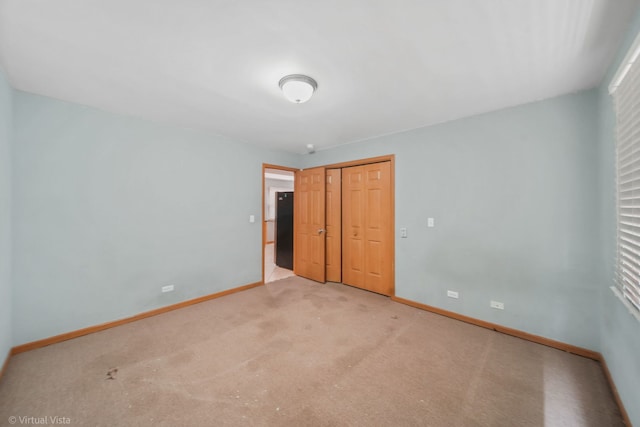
275,191 -> 294,270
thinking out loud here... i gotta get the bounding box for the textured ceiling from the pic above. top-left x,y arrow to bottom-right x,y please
0,0 -> 638,153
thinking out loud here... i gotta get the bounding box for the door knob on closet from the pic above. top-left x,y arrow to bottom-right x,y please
318,228 -> 326,234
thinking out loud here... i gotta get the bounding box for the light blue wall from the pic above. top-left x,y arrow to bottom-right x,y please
597,5 -> 640,425
11,92 -> 299,345
0,68 -> 13,363
304,90 -> 601,350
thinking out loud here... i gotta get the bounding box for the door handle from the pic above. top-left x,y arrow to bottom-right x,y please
318,228 -> 326,234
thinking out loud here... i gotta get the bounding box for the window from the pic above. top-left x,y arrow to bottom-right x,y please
610,33 -> 640,317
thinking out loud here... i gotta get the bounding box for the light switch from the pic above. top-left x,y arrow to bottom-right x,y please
400,227 -> 407,238
249,215 -> 255,223
427,217 -> 435,228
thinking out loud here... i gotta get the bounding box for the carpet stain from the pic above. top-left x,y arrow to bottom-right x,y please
106,367 -> 118,380
169,350 -> 195,365
303,292 -> 331,309
257,316 -> 288,338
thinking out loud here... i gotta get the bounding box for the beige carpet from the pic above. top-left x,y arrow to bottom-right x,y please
0,277 -> 623,426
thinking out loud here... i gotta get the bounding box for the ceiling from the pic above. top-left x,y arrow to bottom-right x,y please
0,1 -> 638,154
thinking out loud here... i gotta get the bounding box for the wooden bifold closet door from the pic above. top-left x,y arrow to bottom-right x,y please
342,162 -> 393,296
325,169 -> 342,283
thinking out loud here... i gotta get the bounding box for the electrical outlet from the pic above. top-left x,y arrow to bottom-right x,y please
162,285 -> 174,293
490,300 -> 504,310
427,217 -> 435,228
400,227 -> 407,238
447,290 -> 459,299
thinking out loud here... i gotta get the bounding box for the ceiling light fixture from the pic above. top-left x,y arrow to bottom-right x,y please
279,74 -> 318,103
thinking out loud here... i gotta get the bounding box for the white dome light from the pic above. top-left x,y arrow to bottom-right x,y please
279,74 -> 318,104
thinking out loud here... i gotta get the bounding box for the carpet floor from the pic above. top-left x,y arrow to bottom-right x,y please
0,277 -> 623,426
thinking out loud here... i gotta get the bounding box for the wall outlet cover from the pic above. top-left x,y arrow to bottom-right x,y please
490,300 -> 504,310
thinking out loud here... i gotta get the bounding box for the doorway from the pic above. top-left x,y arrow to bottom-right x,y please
263,166 -> 296,283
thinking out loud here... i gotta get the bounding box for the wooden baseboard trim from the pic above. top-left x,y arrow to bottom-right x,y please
599,353 -> 632,426
11,281 -> 264,355
0,350 -> 10,383
390,296 -> 599,360
392,295 -> 631,425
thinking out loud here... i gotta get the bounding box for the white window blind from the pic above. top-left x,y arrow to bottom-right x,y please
612,36 -> 640,314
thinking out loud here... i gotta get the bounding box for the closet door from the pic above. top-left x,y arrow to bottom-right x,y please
342,162 -> 392,295
325,169 -> 342,282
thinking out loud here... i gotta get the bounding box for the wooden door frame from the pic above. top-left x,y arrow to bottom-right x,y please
262,164 -> 298,283
261,155 -> 395,295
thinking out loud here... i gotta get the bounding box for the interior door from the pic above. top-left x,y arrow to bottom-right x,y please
325,169 -> 342,282
294,167 -> 326,282
342,162 -> 392,295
